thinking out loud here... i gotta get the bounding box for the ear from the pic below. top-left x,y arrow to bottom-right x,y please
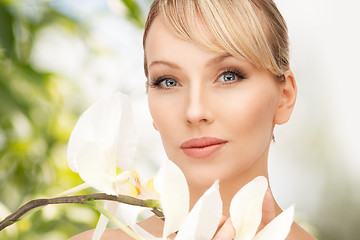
274,70 -> 297,125
153,121 -> 158,131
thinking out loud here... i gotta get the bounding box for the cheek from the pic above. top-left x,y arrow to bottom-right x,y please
217,85 -> 278,145
148,95 -> 169,133
148,96 -> 162,128
148,93 -> 181,154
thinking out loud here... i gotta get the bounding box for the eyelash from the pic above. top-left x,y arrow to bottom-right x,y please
217,68 -> 247,84
148,68 -> 248,90
148,75 -> 179,90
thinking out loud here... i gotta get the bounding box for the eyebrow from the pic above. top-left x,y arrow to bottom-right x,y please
205,53 -> 232,67
148,53 -> 233,70
149,60 -> 181,70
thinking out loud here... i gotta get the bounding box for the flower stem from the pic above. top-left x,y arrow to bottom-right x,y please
0,193 -> 163,232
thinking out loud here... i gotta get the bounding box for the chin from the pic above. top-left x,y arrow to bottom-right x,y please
179,164 -> 225,189
188,175 -> 216,189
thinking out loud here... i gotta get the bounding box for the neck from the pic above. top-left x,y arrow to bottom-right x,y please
188,144 -> 282,217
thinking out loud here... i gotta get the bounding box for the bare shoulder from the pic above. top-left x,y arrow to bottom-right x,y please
287,222 -> 317,240
69,229 -> 133,240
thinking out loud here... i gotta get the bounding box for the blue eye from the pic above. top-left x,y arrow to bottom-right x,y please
160,78 -> 178,87
218,70 -> 247,83
148,76 -> 180,90
165,79 -> 178,87
221,73 -> 237,82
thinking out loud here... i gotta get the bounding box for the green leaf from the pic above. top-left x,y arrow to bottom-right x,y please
120,0 -> 145,28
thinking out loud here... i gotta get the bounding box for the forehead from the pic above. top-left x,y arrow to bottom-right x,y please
145,15 -> 232,61
145,16 -> 223,67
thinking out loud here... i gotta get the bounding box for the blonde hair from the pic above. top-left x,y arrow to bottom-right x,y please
143,0 -> 289,79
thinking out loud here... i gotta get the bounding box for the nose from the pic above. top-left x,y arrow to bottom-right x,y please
185,85 -> 214,126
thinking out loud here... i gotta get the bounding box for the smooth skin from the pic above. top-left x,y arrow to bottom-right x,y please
145,15 -> 314,240
71,15 -> 316,240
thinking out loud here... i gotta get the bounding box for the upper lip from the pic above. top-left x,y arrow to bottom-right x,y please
180,137 -> 227,149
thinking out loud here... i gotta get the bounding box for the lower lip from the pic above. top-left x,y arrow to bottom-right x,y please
181,143 -> 226,159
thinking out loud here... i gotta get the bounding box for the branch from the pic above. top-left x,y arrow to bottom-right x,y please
0,193 -> 163,231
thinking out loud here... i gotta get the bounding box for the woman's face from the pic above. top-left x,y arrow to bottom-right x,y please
145,16 -> 284,188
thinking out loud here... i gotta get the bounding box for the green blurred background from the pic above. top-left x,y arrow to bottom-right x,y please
0,0 -> 147,239
0,0 -> 359,239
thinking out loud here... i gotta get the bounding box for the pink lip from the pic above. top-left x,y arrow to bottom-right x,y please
180,137 -> 227,159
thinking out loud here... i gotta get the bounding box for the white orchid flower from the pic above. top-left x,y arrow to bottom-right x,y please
174,179 -> 223,240
133,160 -> 223,240
66,92 -> 159,240
67,92 -> 159,198
230,176 -> 294,240
67,92 -> 140,195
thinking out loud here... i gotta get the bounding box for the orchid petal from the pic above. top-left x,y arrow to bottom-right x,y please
115,170 -> 140,183
114,180 -> 138,198
175,180 -> 222,240
253,205 -> 295,240
114,93 -> 137,170
230,176 -> 268,240
138,178 -> 160,200
115,171 -> 141,197
154,160 -> 189,239
115,204 -> 146,226
76,142 -> 116,195
67,92 -> 136,173
92,201 -> 119,240
92,214 -> 108,240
